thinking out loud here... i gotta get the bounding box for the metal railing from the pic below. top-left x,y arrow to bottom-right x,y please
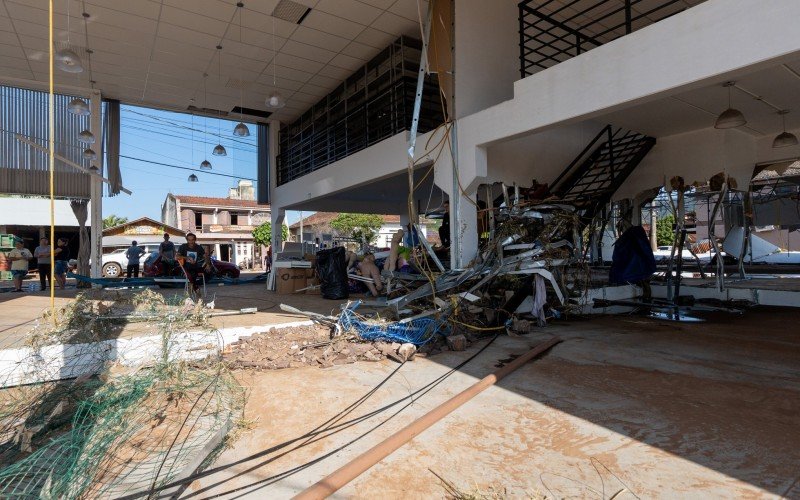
519,0 -> 704,77
277,36 -> 445,186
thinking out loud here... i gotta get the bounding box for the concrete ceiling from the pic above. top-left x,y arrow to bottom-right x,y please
600,60 -> 800,138
0,0 -> 426,122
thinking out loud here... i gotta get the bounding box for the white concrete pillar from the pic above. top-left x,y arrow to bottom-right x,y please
89,90 -> 103,279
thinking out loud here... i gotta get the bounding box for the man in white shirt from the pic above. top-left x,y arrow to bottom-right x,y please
8,239 -> 33,292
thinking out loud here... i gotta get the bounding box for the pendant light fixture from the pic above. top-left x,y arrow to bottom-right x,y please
78,129 -> 95,144
232,2 -> 251,137
189,112 -> 201,181
265,15 -> 286,110
714,81 -> 746,129
56,0 -> 84,73
200,73 -> 213,170
212,45 -> 227,156
82,148 -> 97,160
772,110 -> 798,148
68,97 -> 90,115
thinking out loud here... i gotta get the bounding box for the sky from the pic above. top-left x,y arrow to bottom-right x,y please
103,104 -> 304,225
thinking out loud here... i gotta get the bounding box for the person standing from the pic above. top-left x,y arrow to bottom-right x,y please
53,237 -> 70,290
34,237 -> 52,291
8,239 -> 33,292
125,240 -> 145,278
158,233 -> 176,277
438,200 -> 451,248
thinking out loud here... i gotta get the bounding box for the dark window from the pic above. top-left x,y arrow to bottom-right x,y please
230,213 -> 239,225
195,212 -> 202,229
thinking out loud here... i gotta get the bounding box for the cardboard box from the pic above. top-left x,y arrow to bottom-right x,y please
276,268 -> 309,294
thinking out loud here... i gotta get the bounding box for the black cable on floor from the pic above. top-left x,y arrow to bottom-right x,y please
175,335 -> 501,499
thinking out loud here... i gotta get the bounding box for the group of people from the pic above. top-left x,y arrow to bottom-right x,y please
6,236 -> 71,292
122,233 -> 211,292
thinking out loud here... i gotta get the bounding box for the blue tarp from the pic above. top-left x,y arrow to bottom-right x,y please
609,226 -> 656,285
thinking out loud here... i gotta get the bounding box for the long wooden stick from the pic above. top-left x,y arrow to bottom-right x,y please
293,336 -> 562,499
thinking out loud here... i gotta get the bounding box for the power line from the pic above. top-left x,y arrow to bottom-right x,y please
120,155 -> 257,181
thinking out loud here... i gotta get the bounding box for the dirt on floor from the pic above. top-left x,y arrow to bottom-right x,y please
224,325 -> 398,369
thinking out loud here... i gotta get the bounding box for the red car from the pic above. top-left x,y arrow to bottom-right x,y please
143,252 -> 240,279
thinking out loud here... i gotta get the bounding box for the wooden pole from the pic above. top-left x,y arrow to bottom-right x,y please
294,337 -> 562,499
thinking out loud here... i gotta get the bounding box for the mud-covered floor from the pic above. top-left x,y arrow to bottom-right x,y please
187,306 -> 800,498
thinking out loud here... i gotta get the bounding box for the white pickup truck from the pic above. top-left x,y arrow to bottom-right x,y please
101,244 -> 161,277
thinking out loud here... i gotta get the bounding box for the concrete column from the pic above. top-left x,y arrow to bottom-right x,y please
215,243 -> 221,259
271,209 -> 286,251
89,90 -> 103,279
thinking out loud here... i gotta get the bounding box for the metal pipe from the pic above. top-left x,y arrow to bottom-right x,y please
293,337 -> 562,500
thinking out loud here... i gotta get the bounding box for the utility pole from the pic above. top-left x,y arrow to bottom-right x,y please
650,204 -> 657,251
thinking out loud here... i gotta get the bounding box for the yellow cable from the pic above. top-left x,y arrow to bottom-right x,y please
48,0 -> 55,318
448,318 -> 506,331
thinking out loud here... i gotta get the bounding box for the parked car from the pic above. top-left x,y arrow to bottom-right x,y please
143,251 -> 240,279
101,244 -> 161,277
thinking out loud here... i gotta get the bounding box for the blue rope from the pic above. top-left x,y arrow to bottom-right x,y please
339,301 -> 447,345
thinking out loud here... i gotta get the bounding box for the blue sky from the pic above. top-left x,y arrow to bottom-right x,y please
104,104 -> 303,225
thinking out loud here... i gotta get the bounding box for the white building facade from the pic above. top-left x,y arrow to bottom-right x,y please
267,0 -> 800,268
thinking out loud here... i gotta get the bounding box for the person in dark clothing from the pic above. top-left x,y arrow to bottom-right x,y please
177,233 -> 210,292
53,237 -> 70,290
438,200 -> 451,248
158,233 -> 176,277
125,240 -> 145,278
34,237 -> 51,291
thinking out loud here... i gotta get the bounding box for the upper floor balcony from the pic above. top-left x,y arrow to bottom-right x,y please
519,0 -> 707,78
276,36 -> 445,186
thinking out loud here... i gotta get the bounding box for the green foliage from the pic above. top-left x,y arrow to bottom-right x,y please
330,213 -> 384,244
252,221 -> 287,246
656,214 -> 676,246
102,215 -> 128,229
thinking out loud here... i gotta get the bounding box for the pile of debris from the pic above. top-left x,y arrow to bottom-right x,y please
224,324 -> 434,369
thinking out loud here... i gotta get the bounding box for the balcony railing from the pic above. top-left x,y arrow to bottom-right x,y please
519,0 -> 705,78
277,36 -> 445,186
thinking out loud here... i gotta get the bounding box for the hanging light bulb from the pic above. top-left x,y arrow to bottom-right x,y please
266,91 -> 286,110
78,129 -> 95,144
234,122 -> 250,137
266,15 -> 287,110
233,3 -> 251,137
188,174 -> 199,182
68,97 -> 90,116
212,45 -> 228,156
56,1 -> 83,73
200,160 -> 212,170
714,82 -> 746,129
55,48 -> 84,73
772,110 -> 798,148
82,148 -> 97,160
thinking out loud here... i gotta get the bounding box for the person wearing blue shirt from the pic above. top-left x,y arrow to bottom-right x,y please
125,240 -> 145,278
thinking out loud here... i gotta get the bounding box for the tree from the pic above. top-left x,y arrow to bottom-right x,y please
102,215 -> 128,229
330,213 -> 384,244
656,213 -> 676,247
252,221 -> 288,247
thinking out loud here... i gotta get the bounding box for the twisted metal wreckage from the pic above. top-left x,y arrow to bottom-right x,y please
292,190 -> 594,347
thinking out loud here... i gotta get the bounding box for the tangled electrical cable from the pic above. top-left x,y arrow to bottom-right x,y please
117,334 -> 502,499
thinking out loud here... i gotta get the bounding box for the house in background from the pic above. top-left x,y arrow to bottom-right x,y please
102,217 -> 184,253
161,188 -> 270,264
289,212 -> 439,249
